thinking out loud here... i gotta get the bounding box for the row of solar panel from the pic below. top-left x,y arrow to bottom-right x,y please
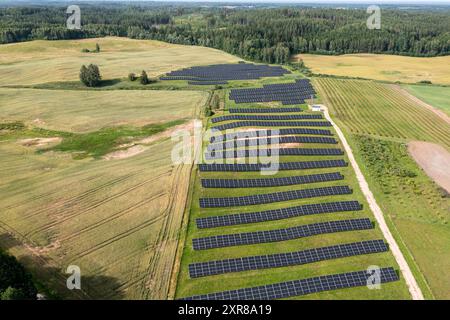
188,81 -> 228,85
211,114 -> 322,123
181,267 -> 399,300
210,128 -> 333,143
201,172 -> 344,189
213,121 -> 332,131
228,108 -> 303,113
208,136 -> 338,151
198,160 -> 348,172
193,218 -> 373,250
199,185 -> 352,208
204,148 -> 344,160
189,240 -> 388,278
196,200 -> 362,229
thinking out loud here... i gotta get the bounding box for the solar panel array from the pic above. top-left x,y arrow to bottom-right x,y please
229,108 -> 302,113
210,128 -> 333,143
208,136 -> 338,151
188,81 -> 228,85
213,121 -> 332,131
205,148 -> 344,160
201,172 -> 344,188
181,267 -> 399,300
211,114 -> 322,123
198,160 -> 348,172
192,218 -> 373,250
196,200 -> 362,229
199,185 -> 352,208
161,63 -> 290,83
189,240 -> 388,278
229,79 -> 316,105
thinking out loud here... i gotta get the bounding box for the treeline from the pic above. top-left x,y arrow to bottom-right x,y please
1,5 -> 449,62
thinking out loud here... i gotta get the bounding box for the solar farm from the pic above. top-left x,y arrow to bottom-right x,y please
160,62 -> 290,84
174,64 -> 410,300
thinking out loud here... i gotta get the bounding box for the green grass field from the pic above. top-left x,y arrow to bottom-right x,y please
314,78 -> 450,150
174,99 -> 411,299
404,85 -> 450,117
315,78 -> 450,299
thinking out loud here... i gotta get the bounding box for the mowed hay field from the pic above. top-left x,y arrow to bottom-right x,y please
296,54 -> 450,85
0,139 -> 191,299
0,88 -> 207,133
0,37 -> 240,86
314,78 -> 450,149
314,78 -> 450,299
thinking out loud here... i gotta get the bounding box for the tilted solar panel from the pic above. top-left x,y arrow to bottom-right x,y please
199,185 -> 352,208
201,172 -> 344,188
204,148 -> 344,160
180,267 -> 399,300
210,128 -> 333,143
196,200 -> 363,229
198,160 -> 348,172
189,240 -> 388,278
192,218 -> 373,250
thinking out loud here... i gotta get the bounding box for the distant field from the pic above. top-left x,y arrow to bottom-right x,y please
0,88 -> 207,132
404,85 -> 450,117
0,37 -> 240,86
296,54 -> 450,85
314,78 -> 450,149
315,78 -> 450,299
0,139 -> 191,299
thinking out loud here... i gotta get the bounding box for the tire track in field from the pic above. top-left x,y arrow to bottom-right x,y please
58,191 -> 166,243
25,172 -> 169,238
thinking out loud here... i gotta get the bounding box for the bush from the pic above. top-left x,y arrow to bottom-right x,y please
140,70 -> 149,85
418,80 -> 432,84
128,73 -> 136,81
81,48 -> 90,53
80,64 -> 102,87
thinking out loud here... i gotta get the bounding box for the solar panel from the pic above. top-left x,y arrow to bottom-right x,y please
199,185 -> 352,208
207,136 -> 338,151
192,218 -> 373,250
229,108 -> 302,113
161,63 -> 291,82
201,172 -> 344,188
213,121 -> 332,131
198,160 -> 348,172
196,200 -> 363,229
211,128 -> 334,143
180,267 -> 399,300
211,114 -> 322,123
204,148 -> 344,160
189,240 -> 388,278
228,79 -> 316,105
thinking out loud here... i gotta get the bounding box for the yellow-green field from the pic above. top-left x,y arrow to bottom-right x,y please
296,54 -> 450,85
314,78 -> 450,149
314,78 -> 450,299
0,88 -> 207,133
0,37 -> 240,86
0,139 -> 191,299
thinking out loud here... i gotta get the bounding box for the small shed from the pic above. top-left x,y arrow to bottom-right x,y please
311,105 -> 322,112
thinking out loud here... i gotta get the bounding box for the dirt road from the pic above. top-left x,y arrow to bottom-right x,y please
321,105 -> 424,300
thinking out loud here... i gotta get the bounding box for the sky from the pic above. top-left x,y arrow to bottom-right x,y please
39,0 -> 450,3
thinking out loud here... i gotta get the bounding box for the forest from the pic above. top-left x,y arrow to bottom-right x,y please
0,4 -> 449,63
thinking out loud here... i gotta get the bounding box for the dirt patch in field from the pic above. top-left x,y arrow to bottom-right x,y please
408,141 -> 450,193
20,137 -> 62,147
104,120 -> 195,160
